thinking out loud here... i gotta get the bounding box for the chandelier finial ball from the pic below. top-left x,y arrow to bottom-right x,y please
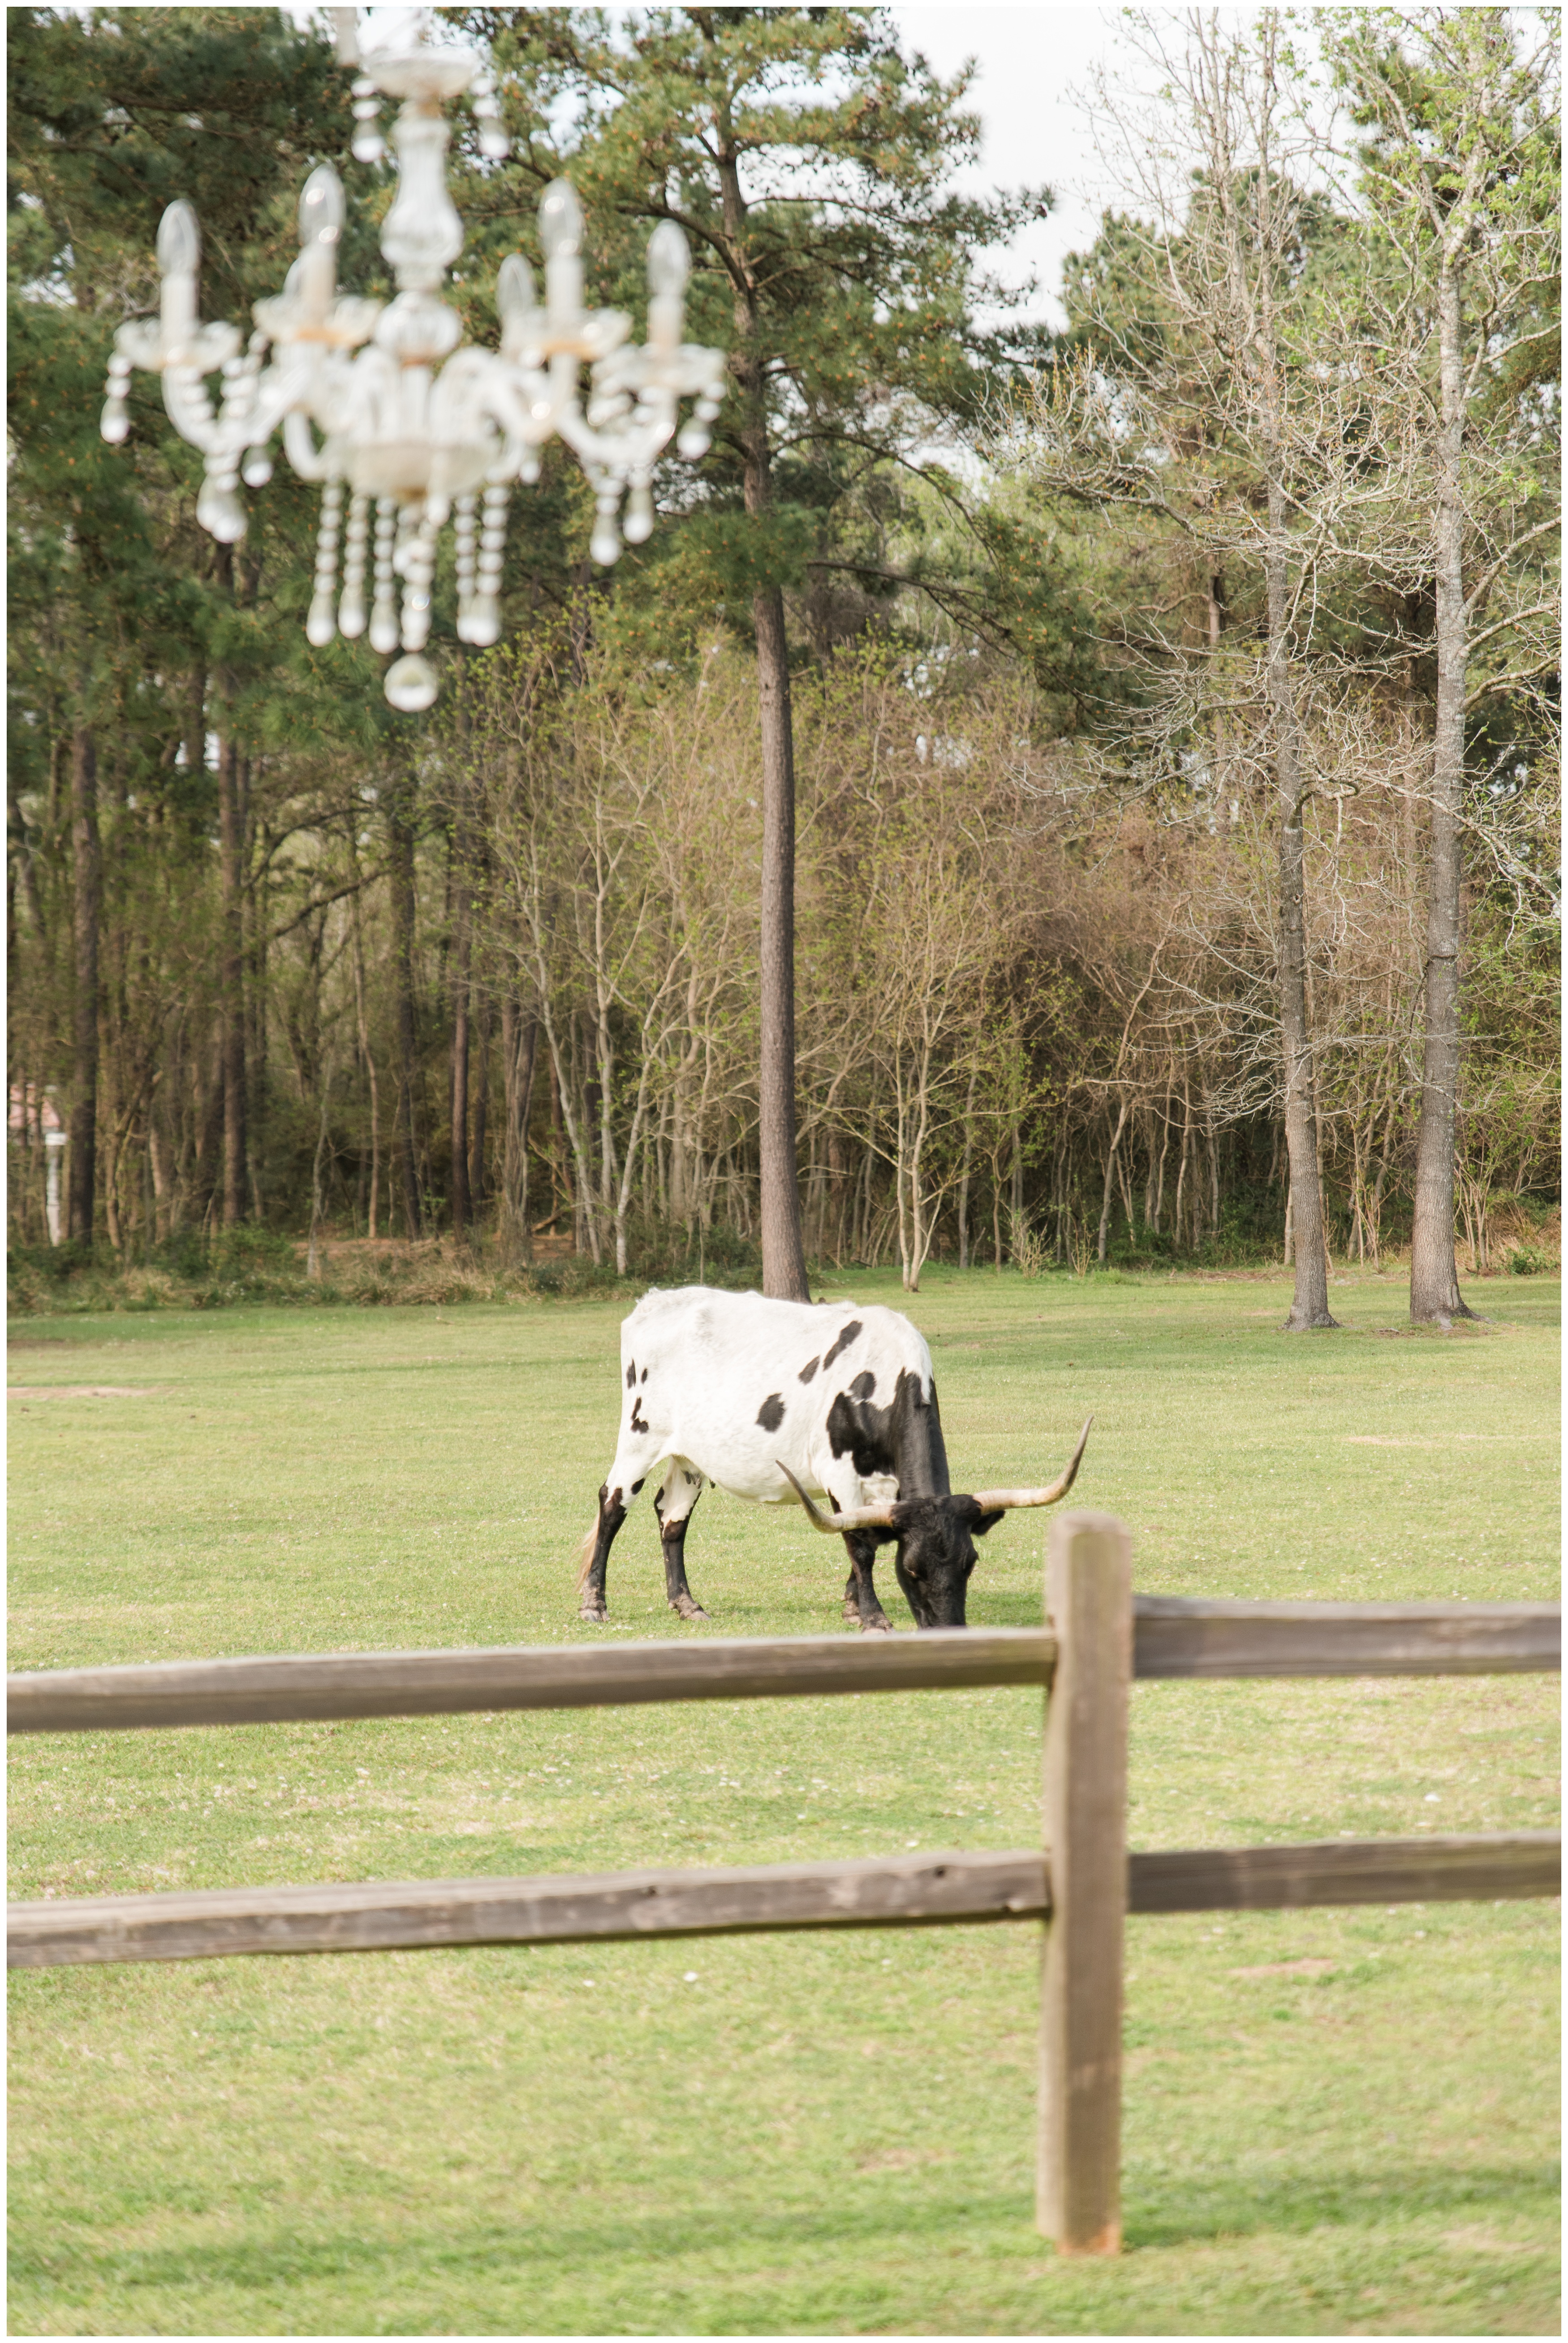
384,653 -> 440,712
197,484 -> 247,543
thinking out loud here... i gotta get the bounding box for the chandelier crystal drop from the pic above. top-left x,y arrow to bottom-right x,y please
99,5 -> 727,710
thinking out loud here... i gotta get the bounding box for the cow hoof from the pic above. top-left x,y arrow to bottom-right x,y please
672,1600 -> 710,1623
841,1599 -> 860,1620
860,1617 -> 893,1636
579,1606 -> 609,1624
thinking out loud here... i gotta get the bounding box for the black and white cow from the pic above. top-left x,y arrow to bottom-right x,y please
577,1285 -> 1090,1632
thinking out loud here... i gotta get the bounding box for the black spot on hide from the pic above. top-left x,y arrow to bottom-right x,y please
632,1477 -> 646,1495
798,1356 -> 821,1384
625,1360 -> 637,1388
823,1319 -> 863,1370
641,1367 -> 648,1383
849,1369 -> 876,1400
756,1393 -> 786,1433
630,1395 -> 649,1434
827,1367 -> 949,1494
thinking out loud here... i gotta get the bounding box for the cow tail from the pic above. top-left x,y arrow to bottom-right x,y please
574,1514 -> 601,1594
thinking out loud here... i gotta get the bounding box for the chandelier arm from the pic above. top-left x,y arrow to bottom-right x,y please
556,403 -> 675,476
160,367 -> 225,456
444,358 -> 559,456
283,407 -> 336,484
229,351 -> 323,467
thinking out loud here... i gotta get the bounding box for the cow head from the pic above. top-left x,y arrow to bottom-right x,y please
880,1490 -> 1003,1628
779,1418 -> 1092,1630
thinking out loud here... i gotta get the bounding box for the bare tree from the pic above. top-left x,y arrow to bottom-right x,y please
1324,7 -> 1561,1322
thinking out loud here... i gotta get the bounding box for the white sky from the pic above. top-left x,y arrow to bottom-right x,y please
885,5 -> 1129,330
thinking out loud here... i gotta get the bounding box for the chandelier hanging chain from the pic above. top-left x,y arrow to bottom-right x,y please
99,5 -> 726,711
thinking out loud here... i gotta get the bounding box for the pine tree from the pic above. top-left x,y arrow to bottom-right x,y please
459,4 -> 1051,1293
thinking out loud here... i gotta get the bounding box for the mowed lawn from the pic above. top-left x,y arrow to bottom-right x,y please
8,1266 -> 1560,2337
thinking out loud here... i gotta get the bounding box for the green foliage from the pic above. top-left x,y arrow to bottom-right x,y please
1506,1243 -> 1555,1275
449,5 -> 1067,663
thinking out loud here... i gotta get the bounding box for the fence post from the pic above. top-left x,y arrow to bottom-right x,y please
1038,1508 -> 1132,2255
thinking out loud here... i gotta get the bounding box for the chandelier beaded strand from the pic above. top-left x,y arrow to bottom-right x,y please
99,4 -> 727,711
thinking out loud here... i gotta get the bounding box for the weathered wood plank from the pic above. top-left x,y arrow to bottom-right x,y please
9,1599 -> 1557,1738
1039,1510 -> 1132,2257
9,1831 -> 1555,1971
4,1626 -> 1056,1736
1133,1596 -> 1559,1680
6,1848 -> 1050,1968
1127,1831 -> 1562,1912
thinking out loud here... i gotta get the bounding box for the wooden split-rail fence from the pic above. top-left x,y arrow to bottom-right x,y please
8,1512 -> 1561,2256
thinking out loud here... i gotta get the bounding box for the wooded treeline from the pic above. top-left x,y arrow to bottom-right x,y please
8,7 -> 1559,1300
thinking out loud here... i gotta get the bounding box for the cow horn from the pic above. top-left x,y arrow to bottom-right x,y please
970,1416 -> 1094,1513
777,1461 -> 897,1533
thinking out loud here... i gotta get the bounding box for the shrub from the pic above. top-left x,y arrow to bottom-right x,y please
1506,1244 -> 1556,1276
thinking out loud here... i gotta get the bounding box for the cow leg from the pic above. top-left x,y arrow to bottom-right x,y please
655,1459 -> 709,1622
577,1446 -> 661,1623
578,1481 -> 630,1622
841,1529 -> 892,1634
574,1471 -> 642,1621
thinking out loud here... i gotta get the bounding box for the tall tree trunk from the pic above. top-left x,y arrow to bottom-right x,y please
1096,1099 -> 1130,1264
66,722 -> 99,1244
349,867 -> 380,1241
1267,482 -> 1338,1331
1409,256 -> 1474,1325
245,762 -> 267,1222
956,1069 -> 976,1269
217,737 -> 247,1227
449,974 -> 471,1242
755,582 -> 808,1297
500,997 -> 538,1261
469,991 -> 490,1220
714,101 -> 808,1301
389,791 -> 422,1238
306,1063 -> 332,1281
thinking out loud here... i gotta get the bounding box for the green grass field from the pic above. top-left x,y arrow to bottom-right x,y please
8,1266 -> 1560,2336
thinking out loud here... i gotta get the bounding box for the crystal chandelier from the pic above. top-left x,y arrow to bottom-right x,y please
99,6 -> 726,711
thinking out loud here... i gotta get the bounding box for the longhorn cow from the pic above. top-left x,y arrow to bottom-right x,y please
577,1285 -> 1091,1631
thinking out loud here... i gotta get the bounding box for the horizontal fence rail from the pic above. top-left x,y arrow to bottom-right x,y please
1133,1596 -> 1560,1679
1128,1830 -> 1562,1913
7,1599 -> 1558,1736
4,1626 -> 1055,1734
7,1523 -> 1560,2261
10,1832 -> 1558,1971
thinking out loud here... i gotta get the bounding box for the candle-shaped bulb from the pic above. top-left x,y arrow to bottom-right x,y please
538,180 -> 582,259
646,220 -> 689,298
157,201 -> 201,279
298,165 -> 345,247
496,252 -> 538,346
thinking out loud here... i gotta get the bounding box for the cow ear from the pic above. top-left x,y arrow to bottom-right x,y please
871,1506 -> 908,1547
970,1504 -> 1006,1538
